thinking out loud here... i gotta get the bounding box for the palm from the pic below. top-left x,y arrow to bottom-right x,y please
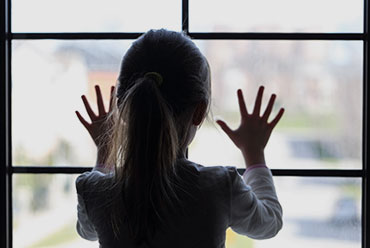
75,85 -> 115,149
216,86 -> 284,155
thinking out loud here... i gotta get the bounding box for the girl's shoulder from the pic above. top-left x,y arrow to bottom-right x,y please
76,170 -> 114,196
180,158 -> 238,173
178,159 -> 240,186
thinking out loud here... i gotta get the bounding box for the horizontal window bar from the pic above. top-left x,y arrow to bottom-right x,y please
9,166 -> 365,177
11,166 -> 91,174
189,32 -> 367,40
8,32 -> 367,40
266,169 -> 364,177
10,32 -> 144,40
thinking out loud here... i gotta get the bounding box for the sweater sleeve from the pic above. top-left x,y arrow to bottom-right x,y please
228,166 -> 283,239
75,171 -> 99,241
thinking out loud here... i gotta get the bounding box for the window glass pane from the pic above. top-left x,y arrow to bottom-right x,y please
13,175 -> 361,247
189,41 -> 362,169
13,174 -> 97,247
226,177 -> 361,248
12,40 -> 362,168
12,40 -> 131,166
12,0 -> 181,32
190,0 -> 363,32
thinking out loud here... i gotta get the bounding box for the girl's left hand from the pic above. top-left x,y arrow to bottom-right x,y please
75,85 -> 115,151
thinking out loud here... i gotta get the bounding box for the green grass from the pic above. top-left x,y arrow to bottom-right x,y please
226,228 -> 254,248
341,183 -> 362,201
276,112 -> 339,130
28,222 -> 77,248
205,110 -> 339,131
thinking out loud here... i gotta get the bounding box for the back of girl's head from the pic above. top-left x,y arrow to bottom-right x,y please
117,29 -> 210,127
106,29 -> 210,243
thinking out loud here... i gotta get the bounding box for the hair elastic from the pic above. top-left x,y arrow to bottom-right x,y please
144,72 -> 163,86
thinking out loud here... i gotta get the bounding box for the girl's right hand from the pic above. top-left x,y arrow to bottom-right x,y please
216,86 -> 284,167
75,85 -> 115,152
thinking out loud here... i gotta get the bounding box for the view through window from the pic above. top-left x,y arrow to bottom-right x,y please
4,0 -> 366,247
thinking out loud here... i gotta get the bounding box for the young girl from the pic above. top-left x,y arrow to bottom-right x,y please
75,29 -> 284,248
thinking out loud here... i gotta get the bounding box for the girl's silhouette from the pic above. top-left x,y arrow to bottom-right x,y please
75,29 -> 284,248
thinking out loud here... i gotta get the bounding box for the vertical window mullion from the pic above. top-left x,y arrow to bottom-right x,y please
1,0 -> 7,246
1,0 -> 11,247
183,0 -> 189,157
362,1 -> 369,248
182,0 -> 189,34
6,0 -> 12,246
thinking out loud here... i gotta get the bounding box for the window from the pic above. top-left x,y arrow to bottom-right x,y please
1,0 -> 368,247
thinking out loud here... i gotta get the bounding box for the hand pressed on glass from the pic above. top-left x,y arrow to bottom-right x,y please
216,86 -> 284,167
75,85 -> 115,156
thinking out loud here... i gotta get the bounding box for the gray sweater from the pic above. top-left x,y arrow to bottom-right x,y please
76,159 -> 283,248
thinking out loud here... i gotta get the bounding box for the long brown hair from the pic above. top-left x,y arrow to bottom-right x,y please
105,29 -> 211,244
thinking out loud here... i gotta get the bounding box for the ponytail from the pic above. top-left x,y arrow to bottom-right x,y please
104,29 -> 211,244
106,74 -> 181,243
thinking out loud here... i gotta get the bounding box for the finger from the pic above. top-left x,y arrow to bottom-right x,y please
262,94 -> 276,121
95,85 -> 106,115
269,108 -> 285,130
252,86 -> 264,116
82,95 -> 97,120
75,111 -> 91,130
216,120 -> 234,139
237,89 -> 248,118
109,86 -> 115,112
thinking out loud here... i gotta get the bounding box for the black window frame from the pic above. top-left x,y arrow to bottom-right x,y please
1,0 -> 369,247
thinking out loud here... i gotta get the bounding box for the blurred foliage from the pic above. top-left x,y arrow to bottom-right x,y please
28,221 -> 77,248
14,138 -> 76,166
15,174 -> 52,212
341,182 -> 362,201
14,138 -> 76,211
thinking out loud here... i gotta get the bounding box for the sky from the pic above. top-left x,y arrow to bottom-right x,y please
11,0 -> 363,33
